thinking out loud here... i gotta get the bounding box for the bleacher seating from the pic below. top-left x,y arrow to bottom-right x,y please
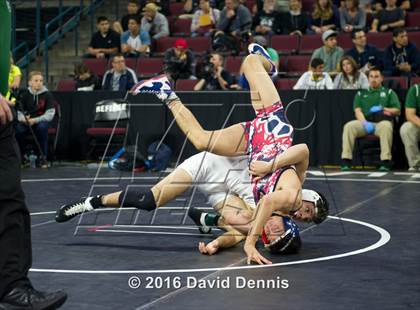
410,77 -> 420,86
366,32 -> 393,51
169,2 -> 185,16
286,55 -> 311,75
384,76 -> 409,89
406,12 -> 420,29
337,33 -> 353,50
82,58 -> 108,77
275,78 -> 298,90
300,35 -> 322,54
171,18 -> 192,36
136,58 -> 164,78
224,56 -> 243,76
271,35 -> 299,54
56,79 -> 76,91
175,79 -> 198,91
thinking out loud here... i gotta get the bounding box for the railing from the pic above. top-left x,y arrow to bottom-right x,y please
12,0 -> 106,83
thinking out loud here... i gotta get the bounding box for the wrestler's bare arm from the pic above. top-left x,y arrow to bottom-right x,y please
249,143 -> 309,183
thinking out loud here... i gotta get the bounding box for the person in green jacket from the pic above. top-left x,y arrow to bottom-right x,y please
400,83 -> 420,171
341,67 -> 401,171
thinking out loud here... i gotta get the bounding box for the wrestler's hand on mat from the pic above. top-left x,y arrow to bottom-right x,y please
198,240 -> 219,255
244,244 -> 272,265
249,160 -> 273,180
0,95 -> 13,125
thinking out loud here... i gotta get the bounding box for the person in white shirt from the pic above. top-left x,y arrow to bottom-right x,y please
293,58 -> 333,90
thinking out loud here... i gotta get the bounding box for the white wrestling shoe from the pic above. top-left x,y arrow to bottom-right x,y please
248,43 -> 278,77
55,197 -> 97,222
130,75 -> 178,103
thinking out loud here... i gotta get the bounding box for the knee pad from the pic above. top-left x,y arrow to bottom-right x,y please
118,187 -> 156,211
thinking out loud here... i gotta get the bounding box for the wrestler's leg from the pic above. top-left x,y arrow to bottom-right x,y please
241,54 -> 281,111
167,99 -> 247,156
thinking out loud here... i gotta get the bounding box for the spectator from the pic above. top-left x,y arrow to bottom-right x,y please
15,71 -> 56,167
280,0 -> 309,36
102,54 -> 138,91
191,0 -> 221,37
370,0 -> 405,32
373,0 -> 412,12
121,15 -> 151,57
293,58 -> 334,89
141,2 -> 170,39
113,1 -> 141,34
87,16 -> 120,58
311,30 -> 344,74
140,0 -> 170,16
333,55 -> 369,89
214,0 -> 252,53
74,63 -> 100,91
341,67 -> 400,171
164,39 -> 196,81
8,53 -> 21,90
309,0 -> 340,34
252,0 -> 282,35
400,83 -> 420,171
194,52 -> 234,90
340,0 -> 367,33
346,29 -> 382,73
383,28 -> 419,77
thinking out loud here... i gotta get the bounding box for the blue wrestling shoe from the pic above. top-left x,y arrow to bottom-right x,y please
248,43 -> 278,77
131,75 -> 178,104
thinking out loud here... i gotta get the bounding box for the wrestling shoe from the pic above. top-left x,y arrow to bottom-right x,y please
55,196 -> 101,223
248,43 -> 277,77
188,207 -> 215,234
130,75 -> 178,104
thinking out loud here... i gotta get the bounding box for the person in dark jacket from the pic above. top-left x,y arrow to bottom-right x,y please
383,28 -> 419,77
252,0 -> 282,35
280,0 -> 309,36
346,29 -> 382,73
14,71 -> 56,165
102,54 -> 138,91
164,39 -> 196,81
74,63 -> 101,91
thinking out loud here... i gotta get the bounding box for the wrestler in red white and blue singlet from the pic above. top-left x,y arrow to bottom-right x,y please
243,102 -> 294,204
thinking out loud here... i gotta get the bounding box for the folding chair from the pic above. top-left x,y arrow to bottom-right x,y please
86,99 -> 130,160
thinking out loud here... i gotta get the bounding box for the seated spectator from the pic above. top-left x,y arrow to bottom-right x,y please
252,0 -> 282,35
311,30 -> 344,74
293,58 -> 334,89
360,0 -> 375,14
346,29 -> 382,73
214,0 -> 252,54
141,3 -> 170,39
341,67 -> 400,171
280,0 -> 309,36
164,39 -> 196,81
333,55 -> 369,89
15,71 -> 56,167
370,0 -> 405,32
140,0 -> 170,16
373,0 -> 411,12
121,15 -> 151,57
340,0 -> 367,33
309,0 -> 340,34
191,0 -> 221,37
400,83 -> 420,171
383,28 -> 419,77
102,54 -> 138,91
87,16 -> 120,59
194,52 -> 234,90
113,1 -> 141,34
74,63 -> 100,91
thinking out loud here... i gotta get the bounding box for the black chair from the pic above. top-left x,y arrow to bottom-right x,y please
86,99 -> 130,160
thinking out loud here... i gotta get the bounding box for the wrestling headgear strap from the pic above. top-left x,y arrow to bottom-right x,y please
262,216 -> 301,254
301,189 -> 329,224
